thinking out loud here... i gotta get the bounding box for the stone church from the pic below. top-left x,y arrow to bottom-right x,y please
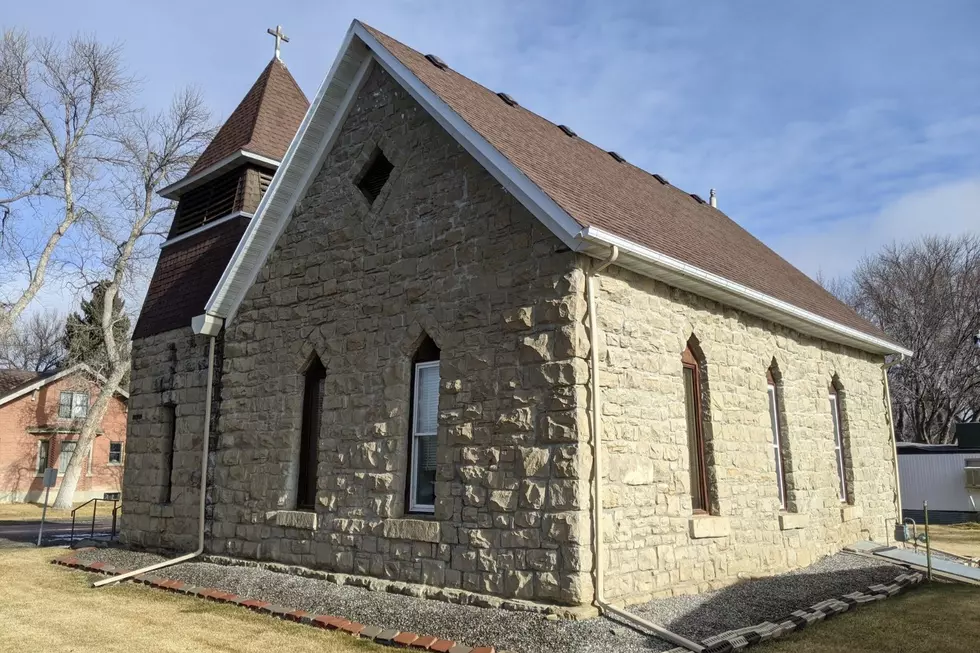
121,20 -> 911,610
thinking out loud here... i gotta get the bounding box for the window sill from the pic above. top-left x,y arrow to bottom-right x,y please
841,505 -> 863,522
779,513 -> 808,530
688,515 -> 730,539
266,510 -> 317,531
382,517 -> 440,543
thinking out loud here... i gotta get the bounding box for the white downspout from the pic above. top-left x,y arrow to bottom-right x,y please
586,246 -> 703,653
883,354 -> 905,528
94,326 -> 219,588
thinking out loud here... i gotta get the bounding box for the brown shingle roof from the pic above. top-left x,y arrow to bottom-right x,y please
0,369 -> 46,396
363,24 -> 890,343
187,58 -> 310,176
133,217 -> 249,339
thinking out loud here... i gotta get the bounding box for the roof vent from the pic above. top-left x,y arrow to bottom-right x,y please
424,54 -> 448,70
690,193 -> 706,204
497,92 -> 518,106
558,124 -> 577,137
652,173 -> 670,185
608,151 -> 625,163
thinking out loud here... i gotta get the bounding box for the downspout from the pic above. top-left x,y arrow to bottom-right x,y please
883,354 -> 905,529
94,315 -> 221,588
586,246 -> 703,653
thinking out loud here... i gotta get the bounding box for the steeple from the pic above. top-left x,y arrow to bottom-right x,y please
134,47 -> 309,340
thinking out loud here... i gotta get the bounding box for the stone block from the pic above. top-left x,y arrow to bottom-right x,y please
841,505 -> 863,522
382,518 -> 440,543
779,513 -> 808,530
689,516 -> 731,539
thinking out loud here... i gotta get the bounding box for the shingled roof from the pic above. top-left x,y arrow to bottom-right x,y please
201,21 -> 908,356
187,58 -> 310,176
0,369 -> 46,396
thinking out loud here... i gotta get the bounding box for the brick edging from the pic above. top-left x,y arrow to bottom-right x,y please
51,553 -> 503,653
661,569 -> 926,653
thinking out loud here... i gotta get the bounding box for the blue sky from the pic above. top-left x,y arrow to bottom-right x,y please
4,0 -> 979,314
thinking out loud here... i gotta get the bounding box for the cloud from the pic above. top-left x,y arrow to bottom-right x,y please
770,176 -> 980,279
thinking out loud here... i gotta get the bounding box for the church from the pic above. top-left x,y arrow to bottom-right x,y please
120,20 -> 910,609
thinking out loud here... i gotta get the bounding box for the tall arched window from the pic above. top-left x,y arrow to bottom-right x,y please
683,337 -> 711,513
829,377 -> 850,503
408,336 -> 440,514
767,363 -> 789,509
297,355 -> 325,511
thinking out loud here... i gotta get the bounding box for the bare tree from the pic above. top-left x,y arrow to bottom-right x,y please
0,31 -> 133,344
0,309 -> 65,372
52,89 -> 212,509
846,235 -> 980,444
0,30 -> 47,214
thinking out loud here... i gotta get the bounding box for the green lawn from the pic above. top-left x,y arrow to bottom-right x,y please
761,582 -> 980,652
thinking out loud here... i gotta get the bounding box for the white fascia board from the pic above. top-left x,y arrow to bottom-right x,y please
580,226 -> 913,358
160,212 -> 253,249
0,364 -> 129,407
159,151 -> 281,200
354,22 -> 584,252
204,25 -> 369,322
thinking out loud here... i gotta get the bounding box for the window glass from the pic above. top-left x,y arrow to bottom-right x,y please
683,365 -> 706,512
830,393 -> 847,502
37,440 -> 50,473
411,361 -> 439,511
414,364 -> 439,435
58,441 -> 76,474
108,442 -> 122,464
768,385 -> 787,508
58,392 -> 72,418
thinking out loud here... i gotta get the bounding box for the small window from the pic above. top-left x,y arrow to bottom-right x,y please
37,440 -> 50,474
682,344 -> 710,513
108,442 -> 123,465
163,405 -> 176,503
58,441 -> 77,474
829,389 -> 848,503
767,367 -> 788,509
409,337 -> 440,513
297,356 -> 326,511
357,149 -> 394,204
59,391 -> 89,419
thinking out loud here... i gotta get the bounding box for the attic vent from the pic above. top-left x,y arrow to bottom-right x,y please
357,148 -> 395,205
690,193 -> 706,204
608,151 -> 625,163
497,92 -> 518,106
558,125 -> 577,137
424,54 -> 448,70
258,171 -> 274,197
652,173 -> 670,185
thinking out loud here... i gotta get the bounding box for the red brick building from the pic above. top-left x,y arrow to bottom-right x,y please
0,366 -> 128,503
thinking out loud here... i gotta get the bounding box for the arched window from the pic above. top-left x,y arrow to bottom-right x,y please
829,377 -> 850,503
297,355 -> 325,511
767,363 -> 789,509
409,336 -> 440,513
682,337 -> 711,513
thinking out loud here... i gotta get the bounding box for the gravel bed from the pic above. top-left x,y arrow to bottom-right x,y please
69,548 -> 909,653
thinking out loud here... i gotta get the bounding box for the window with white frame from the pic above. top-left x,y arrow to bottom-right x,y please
829,390 -> 848,502
58,440 -> 77,474
409,337 -> 440,513
58,391 -> 89,419
108,442 -> 123,465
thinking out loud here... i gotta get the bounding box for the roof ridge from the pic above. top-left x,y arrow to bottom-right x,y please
239,58 -> 277,154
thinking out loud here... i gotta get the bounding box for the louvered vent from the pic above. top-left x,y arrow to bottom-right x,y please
425,54 -> 448,70
608,151 -> 625,163
497,92 -> 518,107
357,149 -> 394,205
690,193 -> 706,204
652,173 -> 670,185
558,125 -> 577,137
170,169 -> 244,236
258,171 -> 274,197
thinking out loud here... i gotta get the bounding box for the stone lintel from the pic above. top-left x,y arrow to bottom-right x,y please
841,505 -> 863,522
382,518 -> 440,543
779,512 -> 808,530
268,510 -> 317,530
689,515 -> 731,539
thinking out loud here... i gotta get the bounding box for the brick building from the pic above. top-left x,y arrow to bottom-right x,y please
120,21 -> 911,610
0,366 -> 128,503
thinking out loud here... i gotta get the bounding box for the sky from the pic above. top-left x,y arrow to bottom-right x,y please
3,0 -> 979,315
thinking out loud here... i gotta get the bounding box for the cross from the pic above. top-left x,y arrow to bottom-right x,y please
267,25 -> 290,61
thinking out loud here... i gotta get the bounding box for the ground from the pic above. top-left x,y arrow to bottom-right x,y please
0,547 -> 381,653
0,500 -> 115,521
761,582 -> 980,652
925,523 -> 980,559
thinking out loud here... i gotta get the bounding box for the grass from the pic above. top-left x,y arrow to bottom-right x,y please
925,523 -> 980,558
0,547 -> 382,653
761,581 -> 980,652
0,500 -> 116,521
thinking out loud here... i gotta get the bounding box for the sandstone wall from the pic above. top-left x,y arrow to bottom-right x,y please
595,266 -> 897,604
212,63 -> 594,606
120,327 -> 218,551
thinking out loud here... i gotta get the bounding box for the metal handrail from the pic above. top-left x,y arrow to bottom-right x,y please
69,498 -> 118,545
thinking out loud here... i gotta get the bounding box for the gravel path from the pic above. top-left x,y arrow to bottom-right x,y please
70,548 -> 909,653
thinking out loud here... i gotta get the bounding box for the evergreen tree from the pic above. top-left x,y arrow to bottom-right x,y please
63,281 -> 130,373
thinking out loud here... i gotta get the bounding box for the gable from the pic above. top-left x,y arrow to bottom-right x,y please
201,20 -> 910,357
